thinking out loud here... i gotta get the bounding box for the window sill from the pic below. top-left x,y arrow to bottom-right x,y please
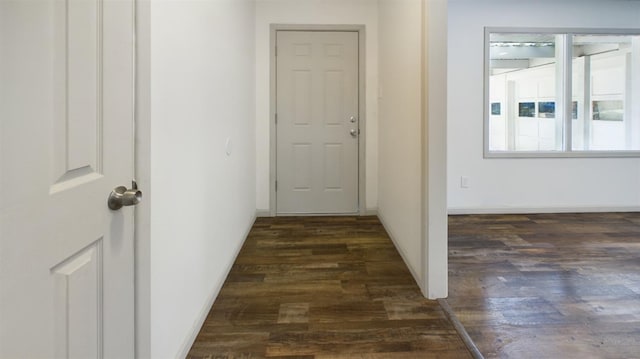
484,150 -> 640,158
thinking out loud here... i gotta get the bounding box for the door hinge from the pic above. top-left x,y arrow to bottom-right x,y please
275,180 -> 278,191
275,113 -> 278,124
275,46 -> 278,56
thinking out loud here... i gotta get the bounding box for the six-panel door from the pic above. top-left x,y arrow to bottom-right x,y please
276,31 -> 359,214
0,0 -> 136,357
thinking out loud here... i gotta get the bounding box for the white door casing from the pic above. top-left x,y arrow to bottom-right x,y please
0,0 -> 135,357
276,31 -> 360,214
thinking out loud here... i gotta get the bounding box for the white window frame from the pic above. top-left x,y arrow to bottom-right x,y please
484,27 -> 640,158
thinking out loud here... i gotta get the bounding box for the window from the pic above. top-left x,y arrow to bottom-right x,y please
491,102 -> 501,115
538,102 -> 555,118
519,102 -> 536,117
485,28 -> 640,157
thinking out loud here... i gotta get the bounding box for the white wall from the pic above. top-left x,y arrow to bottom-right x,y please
255,0 -> 379,213
377,0 -> 423,286
139,1 -> 257,357
448,0 -> 640,213
424,0 -> 449,299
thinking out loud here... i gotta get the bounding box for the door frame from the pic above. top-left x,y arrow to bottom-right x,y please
269,24 -> 367,216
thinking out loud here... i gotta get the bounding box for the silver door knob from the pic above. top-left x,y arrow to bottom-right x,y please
350,129 -> 358,137
108,180 -> 142,210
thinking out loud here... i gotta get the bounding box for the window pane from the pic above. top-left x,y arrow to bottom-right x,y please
488,33 -> 563,151
538,102 -> 555,118
571,34 -> 640,151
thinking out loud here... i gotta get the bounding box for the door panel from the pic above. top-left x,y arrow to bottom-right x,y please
52,241 -> 102,358
0,0 -> 135,357
276,31 -> 359,214
323,143 -> 344,190
292,144 -> 313,190
53,0 -> 101,181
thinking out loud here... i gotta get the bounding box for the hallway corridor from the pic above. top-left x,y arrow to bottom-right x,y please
187,216 -> 471,358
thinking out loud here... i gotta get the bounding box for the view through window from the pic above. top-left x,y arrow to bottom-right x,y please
486,29 -> 640,156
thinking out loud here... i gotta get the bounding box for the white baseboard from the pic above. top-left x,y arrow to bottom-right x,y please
448,206 -> 640,215
376,212 -> 424,294
255,208 -> 379,217
255,209 -> 272,217
364,208 -> 378,216
177,214 -> 256,359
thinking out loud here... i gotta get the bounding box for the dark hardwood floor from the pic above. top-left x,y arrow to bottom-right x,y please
187,213 -> 640,358
447,212 -> 640,359
187,216 -> 472,359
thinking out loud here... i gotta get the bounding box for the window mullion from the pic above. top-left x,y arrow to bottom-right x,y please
556,34 -> 573,152
564,34 -> 573,152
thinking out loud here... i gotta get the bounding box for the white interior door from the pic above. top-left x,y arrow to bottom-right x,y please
0,0 -> 136,357
276,31 -> 359,214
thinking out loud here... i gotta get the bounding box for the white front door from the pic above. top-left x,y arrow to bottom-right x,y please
0,0 -> 136,357
276,30 -> 360,214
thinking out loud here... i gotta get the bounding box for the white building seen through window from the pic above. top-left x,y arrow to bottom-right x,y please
485,29 -> 640,157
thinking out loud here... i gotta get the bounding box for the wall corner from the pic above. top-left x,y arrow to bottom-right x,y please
422,0 -> 449,300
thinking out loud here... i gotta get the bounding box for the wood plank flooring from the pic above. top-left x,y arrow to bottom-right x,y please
447,212 -> 640,359
187,216 -> 472,359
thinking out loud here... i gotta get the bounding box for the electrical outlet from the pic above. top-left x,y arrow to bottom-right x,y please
460,176 -> 469,189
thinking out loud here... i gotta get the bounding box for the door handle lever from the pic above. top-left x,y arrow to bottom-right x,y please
108,180 -> 142,210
